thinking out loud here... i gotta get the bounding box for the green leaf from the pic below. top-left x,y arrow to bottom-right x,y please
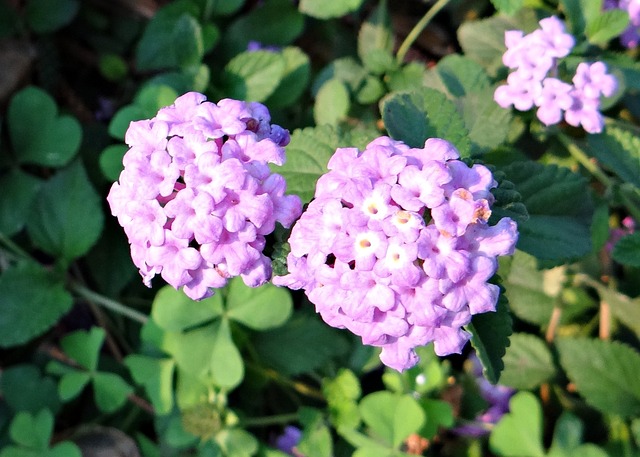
61,327 -> 105,371
210,319 -> 244,388
135,2 -> 202,71
0,170 -> 41,236
151,285 -> 223,333
419,399 -> 454,440
380,88 -> 471,155
323,369 -> 362,429
586,9 -> 629,45
386,62 -> 426,93
314,79 -> 350,126
358,2 -> 394,74
278,125 -> 341,203
27,160 -> 104,261
458,87 -> 513,155
312,57 -> 367,96
98,54 -> 128,82
0,365 -> 60,414
548,412 -> 584,456
467,292 -> 512,384
0,262 -> 73,348
223,0 -> 304,57
560,0 -> 600,37
93,372 -> 133,413
359,391 -> 425,448
501,161 -> 593,263
98,145 -> 127,181
47,442 -> 82,457
424,54 -> 490,98
500,333 -> 555,389
265,47 -> 311,108
226,277 -> 292,330
489,0 -> 523,15
58,372 -> 91,401
209,0 -> 244,15
503,250 -> 566,325
25,0 -> 79,33
253,313 -> 349,375
591,284 -> 640,337
8,86 -> 81,167
124,355 -> 175,415
489,392 -> 545,457
299,0 -> 364,19
10,410 -> 53,451
588,122 -> 640,188
215,429 -> 258,457
222,50 -> 286,102
556,337 -> 640,417
298,408 -> 333,457
613,232 -> 640,267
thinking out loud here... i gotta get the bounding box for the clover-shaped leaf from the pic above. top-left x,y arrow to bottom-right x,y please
7,86 -> 81,167
489,391 -> 545,457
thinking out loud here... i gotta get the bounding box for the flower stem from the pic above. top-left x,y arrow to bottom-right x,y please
557,133 -> 614,188
241,412 -> 300,428
68,281 -> 149,324
395,0 -> 452,64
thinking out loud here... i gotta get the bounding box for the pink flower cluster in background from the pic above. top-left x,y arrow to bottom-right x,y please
605,0 -> 640,48
107,92 -> 302,300
274,137 -> 518,371
494,16 -> 617,133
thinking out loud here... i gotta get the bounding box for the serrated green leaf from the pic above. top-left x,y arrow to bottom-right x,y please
314,79 -> 350,126
61,327 -> 105,372
124,355 -> 175,415
299,0 -> 364,19
253,313 -> 349,375
556,337 -> 640,417
278,125 -> 341,203
222,50 -> 286,102
0,170 -> 41,236
380,88 -> 471,155
467,292 -> 512,384
489,0 -> 523,15
8,86 -> 81,167
25,0 -> 79,33
489,392 -> 545,457
0,262 -> 73,348
586,9 -> 629,45
225,277 -> 292,330
503,250 -> 565,325
500,333 -> 555,389
588,122 -> 640,188
501,161 -> 593,263
359,392 -> 425,448
612,232 -> 640,267
10,410 -> 53,451
93,372 -> 133,413
58,372 -> 91,401
26,160 -> 104,261
0,365 -> 60,414
223,0 -> 304,57
265,47 -> 311,108
459,87 -> 513,155
425,54 -> 491,98
151,285 -> 223,333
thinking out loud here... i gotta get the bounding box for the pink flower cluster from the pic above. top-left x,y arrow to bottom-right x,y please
494,16 -> 617,133
274,137 -> 518,371
107,92 -> 302,300
605,0 -> 640,48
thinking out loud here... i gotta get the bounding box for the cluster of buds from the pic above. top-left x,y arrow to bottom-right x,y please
494,16 -> 617,133
107,92 -> 302,300
274,137 -> 518,371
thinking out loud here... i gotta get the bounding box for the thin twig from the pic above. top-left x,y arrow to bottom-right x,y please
68,281 -> 149,325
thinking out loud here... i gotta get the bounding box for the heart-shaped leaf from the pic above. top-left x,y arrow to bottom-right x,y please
489,391 -> 545,457
226,277 -> 292,330
8,86 -> 81,167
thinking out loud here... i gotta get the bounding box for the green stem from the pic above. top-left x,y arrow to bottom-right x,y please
395,0 -> 452,64
557,133 -> 614,188
69,282 -> 149,324
241,413 -> 300,428
0,232 -> 31,261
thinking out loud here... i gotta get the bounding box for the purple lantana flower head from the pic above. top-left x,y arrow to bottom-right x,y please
274,137 -> 518,372
107,92 -> 302,300
494,16 -> 617,133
